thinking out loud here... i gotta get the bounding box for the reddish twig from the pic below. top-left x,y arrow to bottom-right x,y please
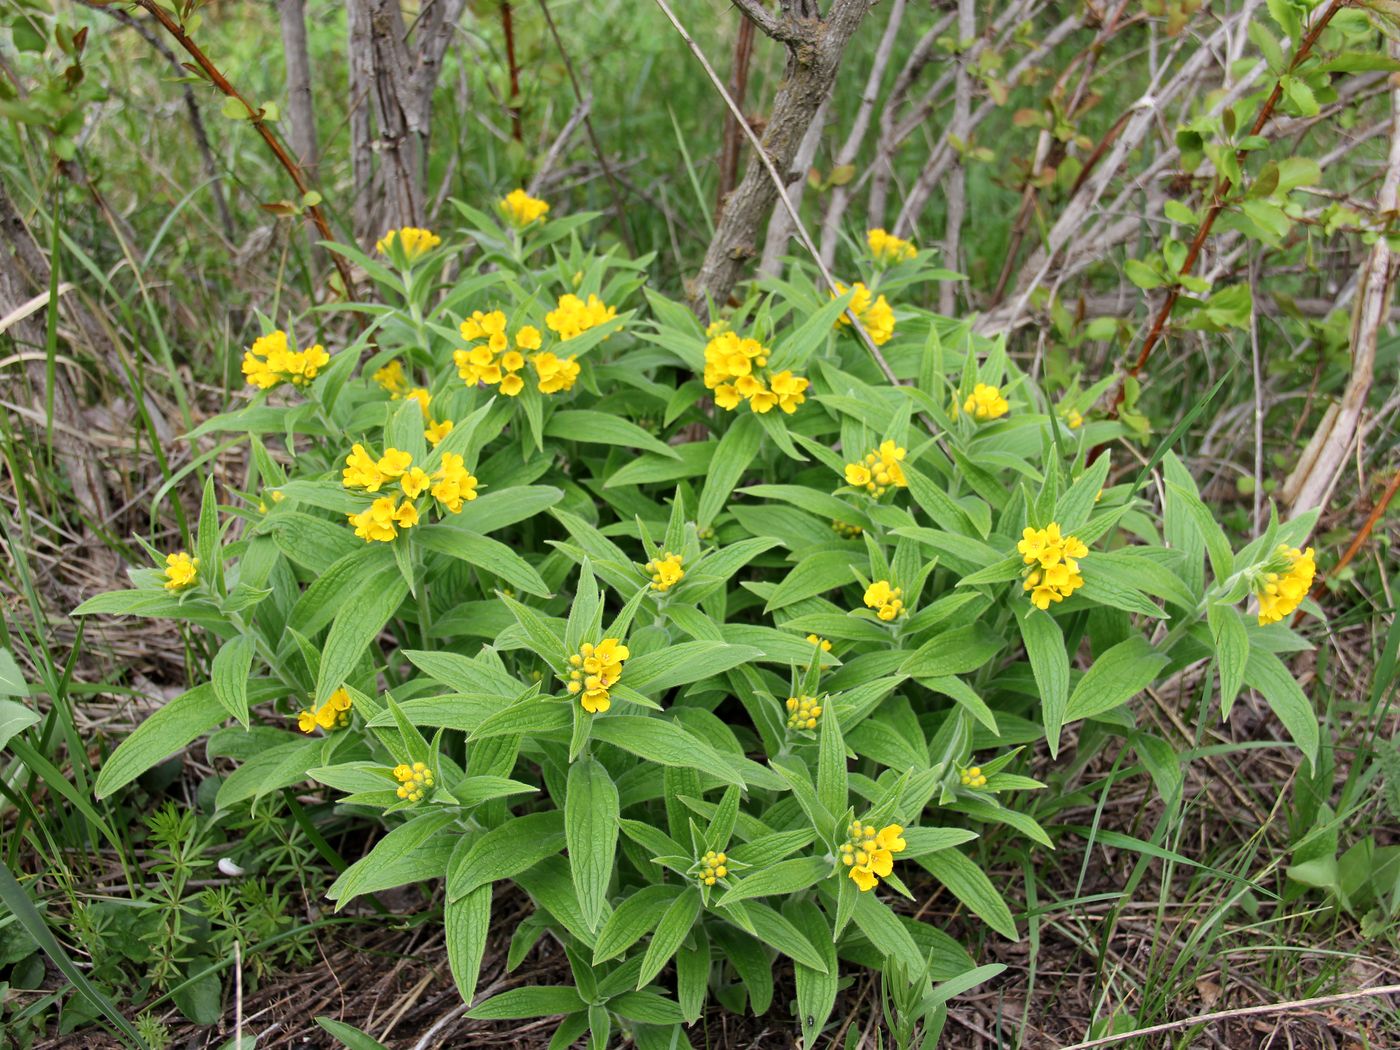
1113,0 -> 1345,412
1294,469 -> 1400,624
131,0 -> 357,303
717,15 -> 755,214
501,1 -> 523,143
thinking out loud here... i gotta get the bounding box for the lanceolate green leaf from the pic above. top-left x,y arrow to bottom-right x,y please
314,566 -> 409,705
445,884 -> 491,1006
565,758 -> 619,932
1242,648 -> 1320,768
1064,636 -> 1168,723
637,886 -> 702,988
1018,608 -> 1069,757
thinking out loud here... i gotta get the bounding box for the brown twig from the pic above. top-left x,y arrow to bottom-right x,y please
717,15 -> 755,214
130,0 -> 357,303
1113,0 -> 1345,412
501,1 -> 523,143
1295,469 -> 1400,625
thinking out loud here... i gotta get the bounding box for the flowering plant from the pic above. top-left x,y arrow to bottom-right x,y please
75,200 -> 1322,1046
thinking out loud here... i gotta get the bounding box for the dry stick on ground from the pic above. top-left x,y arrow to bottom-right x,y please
685,0 -> 873,317
1283,39 -> 1400,514
1294,469 -> 1400,626
277,0 -> 320,177
130,0 -> 357,303
500,1 -> 523,143
534,0 -> 637,256
939,0 -> 974,315
757,94 -> 830,277
1112,0 -> 1346,414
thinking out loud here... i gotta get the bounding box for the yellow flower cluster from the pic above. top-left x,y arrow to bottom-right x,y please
1017,523 -> 1088,610
342,445 -> 478,541
564,639 -> 630,714
393,761 -> 434,802
805,634 -> 832,653
1062,408 -> 1084,429
832,519 -> 863,539
867,228 -> 916,264
834,282 -> 895,345
702,331 -> 809,415
546,293 -> 616,341
962,383 -> 1010,421
163,552 -> 198,591
840,820 -> 906,893
531,351 -> 580,394
864,580 -> 905,621
959,765 -> 988,789
241,330 -> 330,390
696,850 -> 728,887
375,227 -> 441,260
1254,544 -> 1316,625
500,188 -> 549,228
645,552 -> 684,592
843,441 -> 907,497
373,359 -> 408,396
785,694 -> 823,731
453,310 -> 543,397
297,687 -> 353,734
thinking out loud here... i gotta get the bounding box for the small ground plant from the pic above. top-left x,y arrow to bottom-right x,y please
74,197 -> 1328,1047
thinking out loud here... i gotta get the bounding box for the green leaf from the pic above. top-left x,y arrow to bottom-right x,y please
1242,649 -> 1319,768
445,885 -> 491,1006
211,635 -> 256,728
468,986 -> 587,1019
900,624 -> 1003,679
1018,608 -> 1068,757
314,566 -> 408,705
417,526 -> 550,597
545,410 -> 680,458
763,551 -> 860,612
697,413 -> 762,528
593,885 -> 685,963
816,702 -> 847,819
786,899 -> 838,1050
315,1018 -> 390,1050
716,857 -> 831,906
916,849 -> 1017,939
623,642 -> 764,693
590,716 -> 745,786
637,887 -> 702,988
1064,637 -> 1169,723
448,810 -> 567,899
566,758 -> 619,933
1208,603 -> 1250,715
1165,480 -> 1233,584
0,699 -> 39,751
195,474 -> 220,589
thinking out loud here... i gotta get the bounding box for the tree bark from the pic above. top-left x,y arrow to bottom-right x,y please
689,0 -> 873,318
278,0 -> 319,176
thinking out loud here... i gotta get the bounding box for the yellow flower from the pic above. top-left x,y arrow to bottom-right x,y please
1253,544 -> 1316,625
373,360 -> 408,396
564,638 -> 630,714
1016,523 -> 1087,609
430,452 -> 479,513
163,551 -> 198,591
545,293 -> 617,341
375,227 -> 441,260
393,760 -> 435,802
959,764 -> 988,788
845,441 -> 908,497
845,463 -> 872,488
241,330 -> 330,390
500,188 -> 550,227
696,849 -> 729,887
840,820 -> 906,892
424,418 -> 453,446
963,383 -> 1009,421
376,448 -> 412,479
785,694 -> 823,731
347,495 -> 419,543
863,580 -> 905,621
531,351 -> 581,394
400,467 -> 431,499
768,370 -> 809,414
297,687 -> 354,734
1063,408 -> 1084,429
342,443 -> 386,491
645,552 -> 685,592
867,228 -> 916,264
806,634 -> 832,653
833,282 -> 895,345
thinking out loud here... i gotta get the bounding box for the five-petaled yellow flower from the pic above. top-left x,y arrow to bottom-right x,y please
646,552 -> 684,592
500,188 -> 549,228
564,639 -> 630,714
375,227 -> 441,260
833,282 -> 895,345
242,330 -> 330,391
962,383 -> 1009,421
867,228 -> 916,264
840,820 -> 906,892
297,687 -> 353,734
1253,544 -> 1316,625
1017,523 -> 1088,609
163,551 -> 198,591
864,580 -> 905,621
